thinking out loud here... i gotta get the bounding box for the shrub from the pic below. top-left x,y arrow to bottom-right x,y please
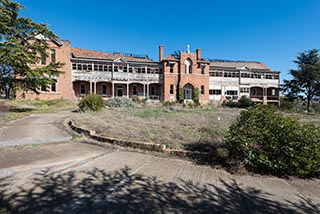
178,88 -> 184,103
193,88 -> 200,105
237,95 -> 252,108
78,94 -> 105,111
223,100 -> 237,108
132,96 -> 140,103
106,97 -> 134,108
226,105 -> 320,176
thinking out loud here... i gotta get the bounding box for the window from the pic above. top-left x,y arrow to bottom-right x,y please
41,85 -> 47,92
252,89 -> 257,96
72,63 -> 76,70
102,84 -> 107,95
185,59 -> 192,74
80,83 -> 86,95
201,85 -> 205,95
87,64 -> 92,71
225,90 -> 238,95
151,86 -> 156,96
209,89 -> 222,95
272,89 -> 276,96
209,71 -> 223,77
40,52 -> 46,65
50,49 -> 56,63
170,84 -> 174,94
169,64 -> 174,73
132,85 -> 137,95
51,83 -> 56,92
240,87 -> 250,93
77,64 -> 82,70
201,65 -> 205,75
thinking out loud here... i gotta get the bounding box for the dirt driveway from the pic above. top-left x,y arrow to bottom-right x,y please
0,112 -> 72,147
0,113 -> 319,213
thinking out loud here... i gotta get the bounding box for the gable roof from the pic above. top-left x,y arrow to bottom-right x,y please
71,48 -> 155,63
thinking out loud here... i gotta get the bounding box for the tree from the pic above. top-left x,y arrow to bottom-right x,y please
282,49 -> 320,112
0,0 -> 63,99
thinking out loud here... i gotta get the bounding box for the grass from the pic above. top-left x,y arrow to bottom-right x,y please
71,104 -> 242,150
0,98 -> 78,123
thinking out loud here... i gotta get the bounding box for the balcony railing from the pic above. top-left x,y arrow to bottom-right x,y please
72,71 -> 161,83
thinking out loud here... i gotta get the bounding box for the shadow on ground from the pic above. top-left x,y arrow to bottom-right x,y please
0,167 -> 319,213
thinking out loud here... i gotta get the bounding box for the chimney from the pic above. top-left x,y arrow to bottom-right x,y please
159,45 -> 164,61
115,52 -> 121,57
196,48 -> 201,60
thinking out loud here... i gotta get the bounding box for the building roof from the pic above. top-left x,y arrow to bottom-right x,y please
209,59 -> 270,70
163,55 -> 179,61
71,48 -> 155,63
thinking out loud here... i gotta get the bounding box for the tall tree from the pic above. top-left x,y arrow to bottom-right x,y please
282,49 -> 320,112
0,0 -> 63,98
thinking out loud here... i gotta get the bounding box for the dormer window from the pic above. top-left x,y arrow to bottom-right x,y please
185,59 -> 192,74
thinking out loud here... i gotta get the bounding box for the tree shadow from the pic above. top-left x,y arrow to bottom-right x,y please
184,140 -> 230,166
8,106 -> 34,113
0,167 -> 319,213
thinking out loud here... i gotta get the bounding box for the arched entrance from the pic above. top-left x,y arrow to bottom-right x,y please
184,83 -> 194,100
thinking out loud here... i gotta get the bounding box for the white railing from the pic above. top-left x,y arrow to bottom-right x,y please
72,71 -> 161,83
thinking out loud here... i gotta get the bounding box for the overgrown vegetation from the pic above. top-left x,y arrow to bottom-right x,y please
78,94 -> 105,111
106,97 -> 134,108
71,105 -> 240,149
223,96 -> 252,108
193,88 -> 200,105
226,105 -> 320,176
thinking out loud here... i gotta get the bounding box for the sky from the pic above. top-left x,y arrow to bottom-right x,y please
17,0 -> 320,82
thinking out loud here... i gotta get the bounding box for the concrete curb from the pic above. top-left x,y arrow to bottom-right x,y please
68,121 -> 211,158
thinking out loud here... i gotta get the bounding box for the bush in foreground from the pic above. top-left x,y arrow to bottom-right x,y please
226,105 -> 320,176
106,97 -> 134,108
78,94 -> 105,111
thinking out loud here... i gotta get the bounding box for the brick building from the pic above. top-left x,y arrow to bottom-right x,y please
23,40 -> 280,105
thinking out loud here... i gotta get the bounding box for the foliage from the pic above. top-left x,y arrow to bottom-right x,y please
131,96 -> 140,103
222,100 -> 238,108
282,49 -> 320,112
279,96 -> 303,112
106,97 -> 134,108
193,88 -> 200,105
0,0 -> 64,99
178,87 -> 184,103
237,95 -> 252,108
78,94 -> 105,111
226,105 -> 320,176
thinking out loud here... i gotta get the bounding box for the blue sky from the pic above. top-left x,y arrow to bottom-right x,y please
18,0 -> 320,82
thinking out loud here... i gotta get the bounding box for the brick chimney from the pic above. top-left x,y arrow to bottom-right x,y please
196,48 -> 201,60
159,45 -> 164,61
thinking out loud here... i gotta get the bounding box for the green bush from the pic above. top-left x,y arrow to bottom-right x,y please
237,95 -> 252,108
132,96 -> 140,103
223,100 -> 237,108
106,97 -> 134,108
178,88 -> 184,103
226,105 -> 320,176
78,94 -> 105,111
193,88 -> 200,105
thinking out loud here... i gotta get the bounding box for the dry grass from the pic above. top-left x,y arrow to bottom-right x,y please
0,98 -> 78,123
283,112 -> 320,126
71,105 -> 242,149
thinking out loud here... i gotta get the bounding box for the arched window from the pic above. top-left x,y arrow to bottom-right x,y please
184,83 -> 194,100
185,59 -> 192,74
